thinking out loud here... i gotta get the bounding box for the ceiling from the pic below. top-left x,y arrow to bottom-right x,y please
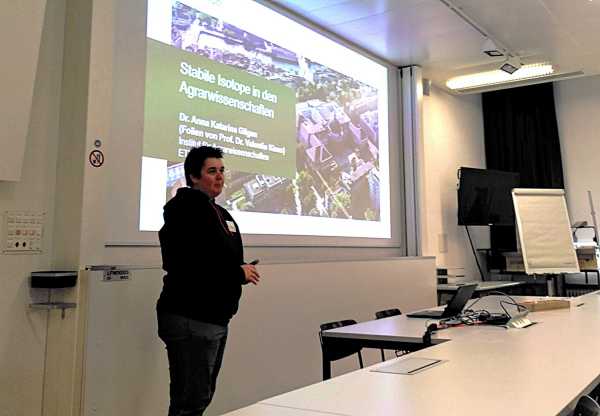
269,0 -> 600,92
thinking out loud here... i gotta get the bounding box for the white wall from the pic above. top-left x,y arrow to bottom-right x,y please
0,0 -> 47,181
555,75 -> 600,285
52,0 -> 92,269
421,85 -> 488,280
417,77 -> 600,285
420,77 -> 600,284
80,257 -> 436,416
555,75 -> 600,225
0,1 -> 66,415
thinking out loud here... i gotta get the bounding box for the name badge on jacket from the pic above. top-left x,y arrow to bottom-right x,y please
226,220 -> 237,233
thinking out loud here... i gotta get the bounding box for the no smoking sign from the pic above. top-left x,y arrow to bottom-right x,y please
89,150 -> 104,167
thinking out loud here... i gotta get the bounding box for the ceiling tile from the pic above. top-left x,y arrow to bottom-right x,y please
272,0 -> 351,13
548,20 -> 600,52
541,0 -> 600,22
304,0 -> 419,26
331,0 -> 469,37
451,0 -> 562,49
269,0 -> 600,87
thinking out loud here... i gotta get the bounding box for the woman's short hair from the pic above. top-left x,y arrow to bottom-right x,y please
184,146 -> 223,187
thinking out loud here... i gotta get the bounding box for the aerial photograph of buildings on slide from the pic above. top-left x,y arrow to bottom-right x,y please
166,2 -> 382,221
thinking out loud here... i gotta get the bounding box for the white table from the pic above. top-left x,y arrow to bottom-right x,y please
224,293 -> 600,416
223,403 -> 334,416
320,292 -> 533,348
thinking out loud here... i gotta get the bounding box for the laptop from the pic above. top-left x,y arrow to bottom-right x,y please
407,284 -> 477,319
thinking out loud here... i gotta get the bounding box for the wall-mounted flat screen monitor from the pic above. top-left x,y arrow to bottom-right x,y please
457,167 -> 520,226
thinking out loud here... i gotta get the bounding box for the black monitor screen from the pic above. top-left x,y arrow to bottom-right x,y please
457,167 -> 520,226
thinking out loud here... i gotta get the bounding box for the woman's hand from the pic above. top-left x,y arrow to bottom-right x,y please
241,264 -> 260,285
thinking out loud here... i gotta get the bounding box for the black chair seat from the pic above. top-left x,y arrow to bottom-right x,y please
573,395 -> 600,416
374,308 -> 405,361
375,308 -> 401,319
319,319 -> 364,380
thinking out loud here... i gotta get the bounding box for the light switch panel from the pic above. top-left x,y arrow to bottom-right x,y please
3,210 -> 45,254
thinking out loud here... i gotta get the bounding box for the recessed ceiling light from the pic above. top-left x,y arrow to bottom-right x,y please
481,38 -> 505,57
500,56 -> 522,74
446,63 -> 555,90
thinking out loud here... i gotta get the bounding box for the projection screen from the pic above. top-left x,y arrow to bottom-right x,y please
140,0 -> 391,239
106,0 -> 402,247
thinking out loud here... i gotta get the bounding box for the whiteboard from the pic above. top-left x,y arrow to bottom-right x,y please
512,188 -> 579,274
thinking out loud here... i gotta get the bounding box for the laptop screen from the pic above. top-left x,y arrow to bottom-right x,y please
444,284 -> 477,317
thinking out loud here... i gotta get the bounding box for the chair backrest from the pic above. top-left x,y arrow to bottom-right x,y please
375,308 -> 402,319
574,395 -> 600,416
319,319 -> 361,361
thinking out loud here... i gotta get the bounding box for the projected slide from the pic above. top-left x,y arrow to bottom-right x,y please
141,0 -> 390,238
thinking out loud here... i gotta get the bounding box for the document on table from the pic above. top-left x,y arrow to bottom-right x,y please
372,357 -> 444,375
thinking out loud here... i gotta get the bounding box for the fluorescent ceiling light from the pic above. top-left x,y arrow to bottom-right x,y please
446,63 -> 554,90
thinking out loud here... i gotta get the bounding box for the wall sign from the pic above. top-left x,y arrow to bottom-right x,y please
89,150 -> 104,167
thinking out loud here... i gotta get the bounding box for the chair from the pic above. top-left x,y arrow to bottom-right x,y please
573,395 -> 600,416
589,384 -> 600,405
374,308 -> 403,361
319,320 -> 363,380
375,308 -> 402,320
